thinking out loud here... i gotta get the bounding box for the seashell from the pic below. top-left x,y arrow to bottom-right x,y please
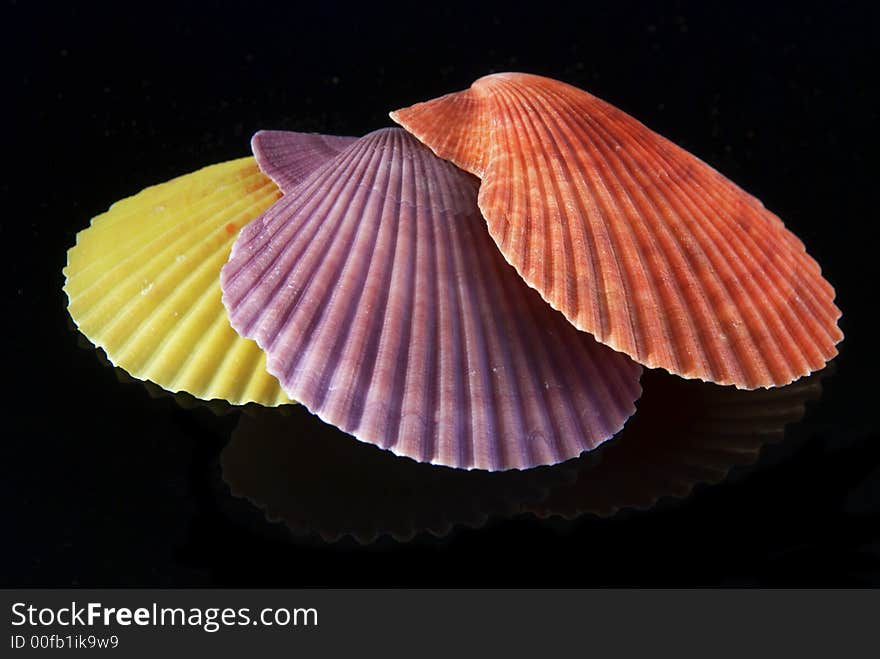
526,365 -> 826,519
251,129 -> 357,193
391,72 -> 843,389
221,405 -> 575,544
64,131 -> 357,404
221,127 -> 643,470
64,157 -> 291,405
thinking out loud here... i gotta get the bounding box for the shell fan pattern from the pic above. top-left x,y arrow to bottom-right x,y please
64,72 -> 843,476
391,72 -> 842,390
221,127 -> 642,470
64,157 -> 290,406
64,131 -> 356,406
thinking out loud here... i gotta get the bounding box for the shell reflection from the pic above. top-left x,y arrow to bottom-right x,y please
219,365 -> 828,543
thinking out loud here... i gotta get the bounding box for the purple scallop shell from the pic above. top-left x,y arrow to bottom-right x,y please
251,129 -> 357,193
223,127 -> 642,470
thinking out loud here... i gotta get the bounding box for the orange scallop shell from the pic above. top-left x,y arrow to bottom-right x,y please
391,72 -> 843,389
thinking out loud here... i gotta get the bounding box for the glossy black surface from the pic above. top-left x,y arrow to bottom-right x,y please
4,1 -> 878,586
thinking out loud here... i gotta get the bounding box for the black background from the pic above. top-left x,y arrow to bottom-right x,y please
4,0 -> 879,586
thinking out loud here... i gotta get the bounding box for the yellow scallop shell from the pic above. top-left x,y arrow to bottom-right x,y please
64,156 -> 292,406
